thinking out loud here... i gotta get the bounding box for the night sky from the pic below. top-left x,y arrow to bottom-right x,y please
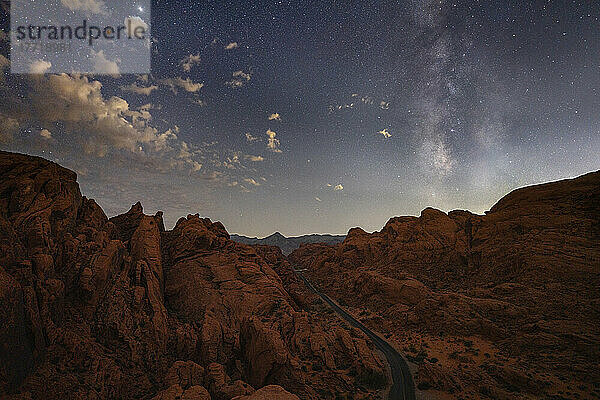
1,0 -> 599,236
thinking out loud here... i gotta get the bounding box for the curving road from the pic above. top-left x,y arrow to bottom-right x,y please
295,270 -> 416,400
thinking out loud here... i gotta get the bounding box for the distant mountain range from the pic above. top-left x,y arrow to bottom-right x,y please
230,232 -> 346,254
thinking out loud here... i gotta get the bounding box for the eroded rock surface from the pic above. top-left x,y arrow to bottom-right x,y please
0,151 -> 387,399
290,171 -> 600,399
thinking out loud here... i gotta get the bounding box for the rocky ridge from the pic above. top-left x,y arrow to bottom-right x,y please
290,171 -> 600,399
0,151 -> 387,400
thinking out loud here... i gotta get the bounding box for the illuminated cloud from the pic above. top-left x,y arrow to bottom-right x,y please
6,73 -> 206,176
92,50 -> 120,75
161,77 -> 204,93
361,96 -> 374,105
225,42 -> 239,50
121,82 -> 158,95
378,129 -> 392,138
27,74 -> 153,154
245,155 -> 264,162
268,113 -> 281,121
225,70 -> 251,88
225,80 -> 244,89
329,93 -> 390,114
181,53 -> 201,72
61,0 -> 106,14
266,129 -> 282,153
244,178 -> 260,186
125,16 -> 149,39
235,71 -> 251,80
29,60 -> 52,74
334,184 -> 344,191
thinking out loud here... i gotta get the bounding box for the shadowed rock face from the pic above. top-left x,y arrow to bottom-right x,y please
0,151 -> 386,400
290,171 -> 600,399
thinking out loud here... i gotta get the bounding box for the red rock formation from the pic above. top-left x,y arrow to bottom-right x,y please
290,171 -> 600,399
232,385 -> 300,400
0,151 -> 387,400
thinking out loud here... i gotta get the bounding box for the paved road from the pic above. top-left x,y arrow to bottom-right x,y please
295,271 -> 416,400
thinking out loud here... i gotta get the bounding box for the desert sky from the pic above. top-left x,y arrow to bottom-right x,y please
0,0 -> 599,236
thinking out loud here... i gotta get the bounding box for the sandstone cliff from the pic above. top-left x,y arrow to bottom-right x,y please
0,151 -> 387,400
290,171 -> 600,399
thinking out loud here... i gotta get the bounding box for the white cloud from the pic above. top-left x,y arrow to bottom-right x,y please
161,77 -> 204,93
225,80 -> 244,89
29,60 -> 52,74
234,70 -> 251,80
225,70 -> 251,88
61,0 -> 106,14
244,178 -> 260,186
181,53 -> 201,72
225,42 -> 239,50
245,155 -> 264,162
125,16 -> 149,39
92,50 -> 120,75
361,96 -> 374,105
334,184 -> 344,191
329,93 -> 390,114
266,129 -> 282,153
27,74 -> 163,156
268,113 -> 281,121
121,82 -> 158,95
378,128 -> 392,138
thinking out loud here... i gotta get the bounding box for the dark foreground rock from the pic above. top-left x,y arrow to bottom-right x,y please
0,151 -> 386,400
